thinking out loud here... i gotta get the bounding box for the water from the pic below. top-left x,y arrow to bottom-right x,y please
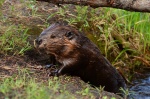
130,73 -> 150,99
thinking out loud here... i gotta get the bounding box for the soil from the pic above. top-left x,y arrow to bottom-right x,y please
0,49 -> 123,99
0,50 -> 46,78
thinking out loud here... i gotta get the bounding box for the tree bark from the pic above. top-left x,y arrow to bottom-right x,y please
37,0 -> 150,13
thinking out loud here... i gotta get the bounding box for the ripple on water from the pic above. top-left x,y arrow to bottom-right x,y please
130,74 -> 150,99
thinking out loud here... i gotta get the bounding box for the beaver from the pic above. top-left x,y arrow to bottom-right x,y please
34,22 -> 126,94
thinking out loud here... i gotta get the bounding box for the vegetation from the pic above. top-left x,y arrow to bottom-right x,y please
0,25 -> 31,55
0,0 -> 150,98
0,69 -> 119,99
0,69 -> 81,99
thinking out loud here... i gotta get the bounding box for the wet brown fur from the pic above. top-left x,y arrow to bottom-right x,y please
35,23 -> 126,94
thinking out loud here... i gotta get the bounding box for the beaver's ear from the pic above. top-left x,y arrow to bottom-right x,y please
65,31 -> 74,40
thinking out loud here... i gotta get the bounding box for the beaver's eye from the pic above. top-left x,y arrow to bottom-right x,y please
65,31 -> 74,39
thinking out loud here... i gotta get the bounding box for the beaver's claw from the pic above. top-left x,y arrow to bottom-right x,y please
45,64 -> 54,69
48,69 -> 59,76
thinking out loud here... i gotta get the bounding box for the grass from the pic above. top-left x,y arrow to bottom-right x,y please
0,69 -> 119,99
0,25 -> 31,55
0,0 -> 5,7
110,9 -> 150,52
0,69 -> 68,99
25,0 -> 38,16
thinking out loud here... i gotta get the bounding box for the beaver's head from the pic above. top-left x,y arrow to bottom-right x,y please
34,23 -> 84,60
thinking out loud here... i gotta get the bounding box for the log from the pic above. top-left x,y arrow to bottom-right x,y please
36,0 -> 150,13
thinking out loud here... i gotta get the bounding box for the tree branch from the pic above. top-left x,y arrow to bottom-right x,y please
37,0 -> 150,13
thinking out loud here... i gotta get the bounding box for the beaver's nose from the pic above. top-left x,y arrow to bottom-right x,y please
35,38 -> 42,45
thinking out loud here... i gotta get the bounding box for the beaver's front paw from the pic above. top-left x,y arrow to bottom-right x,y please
48,69 -> 59,76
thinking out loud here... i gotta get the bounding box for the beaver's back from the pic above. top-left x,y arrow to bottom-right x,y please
72,37 -> 126,93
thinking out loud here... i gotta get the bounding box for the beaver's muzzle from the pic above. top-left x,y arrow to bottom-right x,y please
36,38 -> 42,45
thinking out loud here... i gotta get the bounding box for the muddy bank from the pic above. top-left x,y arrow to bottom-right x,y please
0,53 -> 123,99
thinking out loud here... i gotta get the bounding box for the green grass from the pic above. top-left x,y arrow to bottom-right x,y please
0,25 -> 31,55
0,0 -> 5,18
0,69 -> 72,99
110,9 -> 150,52
1,69 -> 119,99
25,0 -> 38,16
0,0 -> 5,7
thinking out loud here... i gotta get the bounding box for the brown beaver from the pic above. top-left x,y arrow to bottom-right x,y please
34,22 -> 126,94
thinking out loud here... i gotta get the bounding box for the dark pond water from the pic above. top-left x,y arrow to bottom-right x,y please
130,73 -> 150,99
